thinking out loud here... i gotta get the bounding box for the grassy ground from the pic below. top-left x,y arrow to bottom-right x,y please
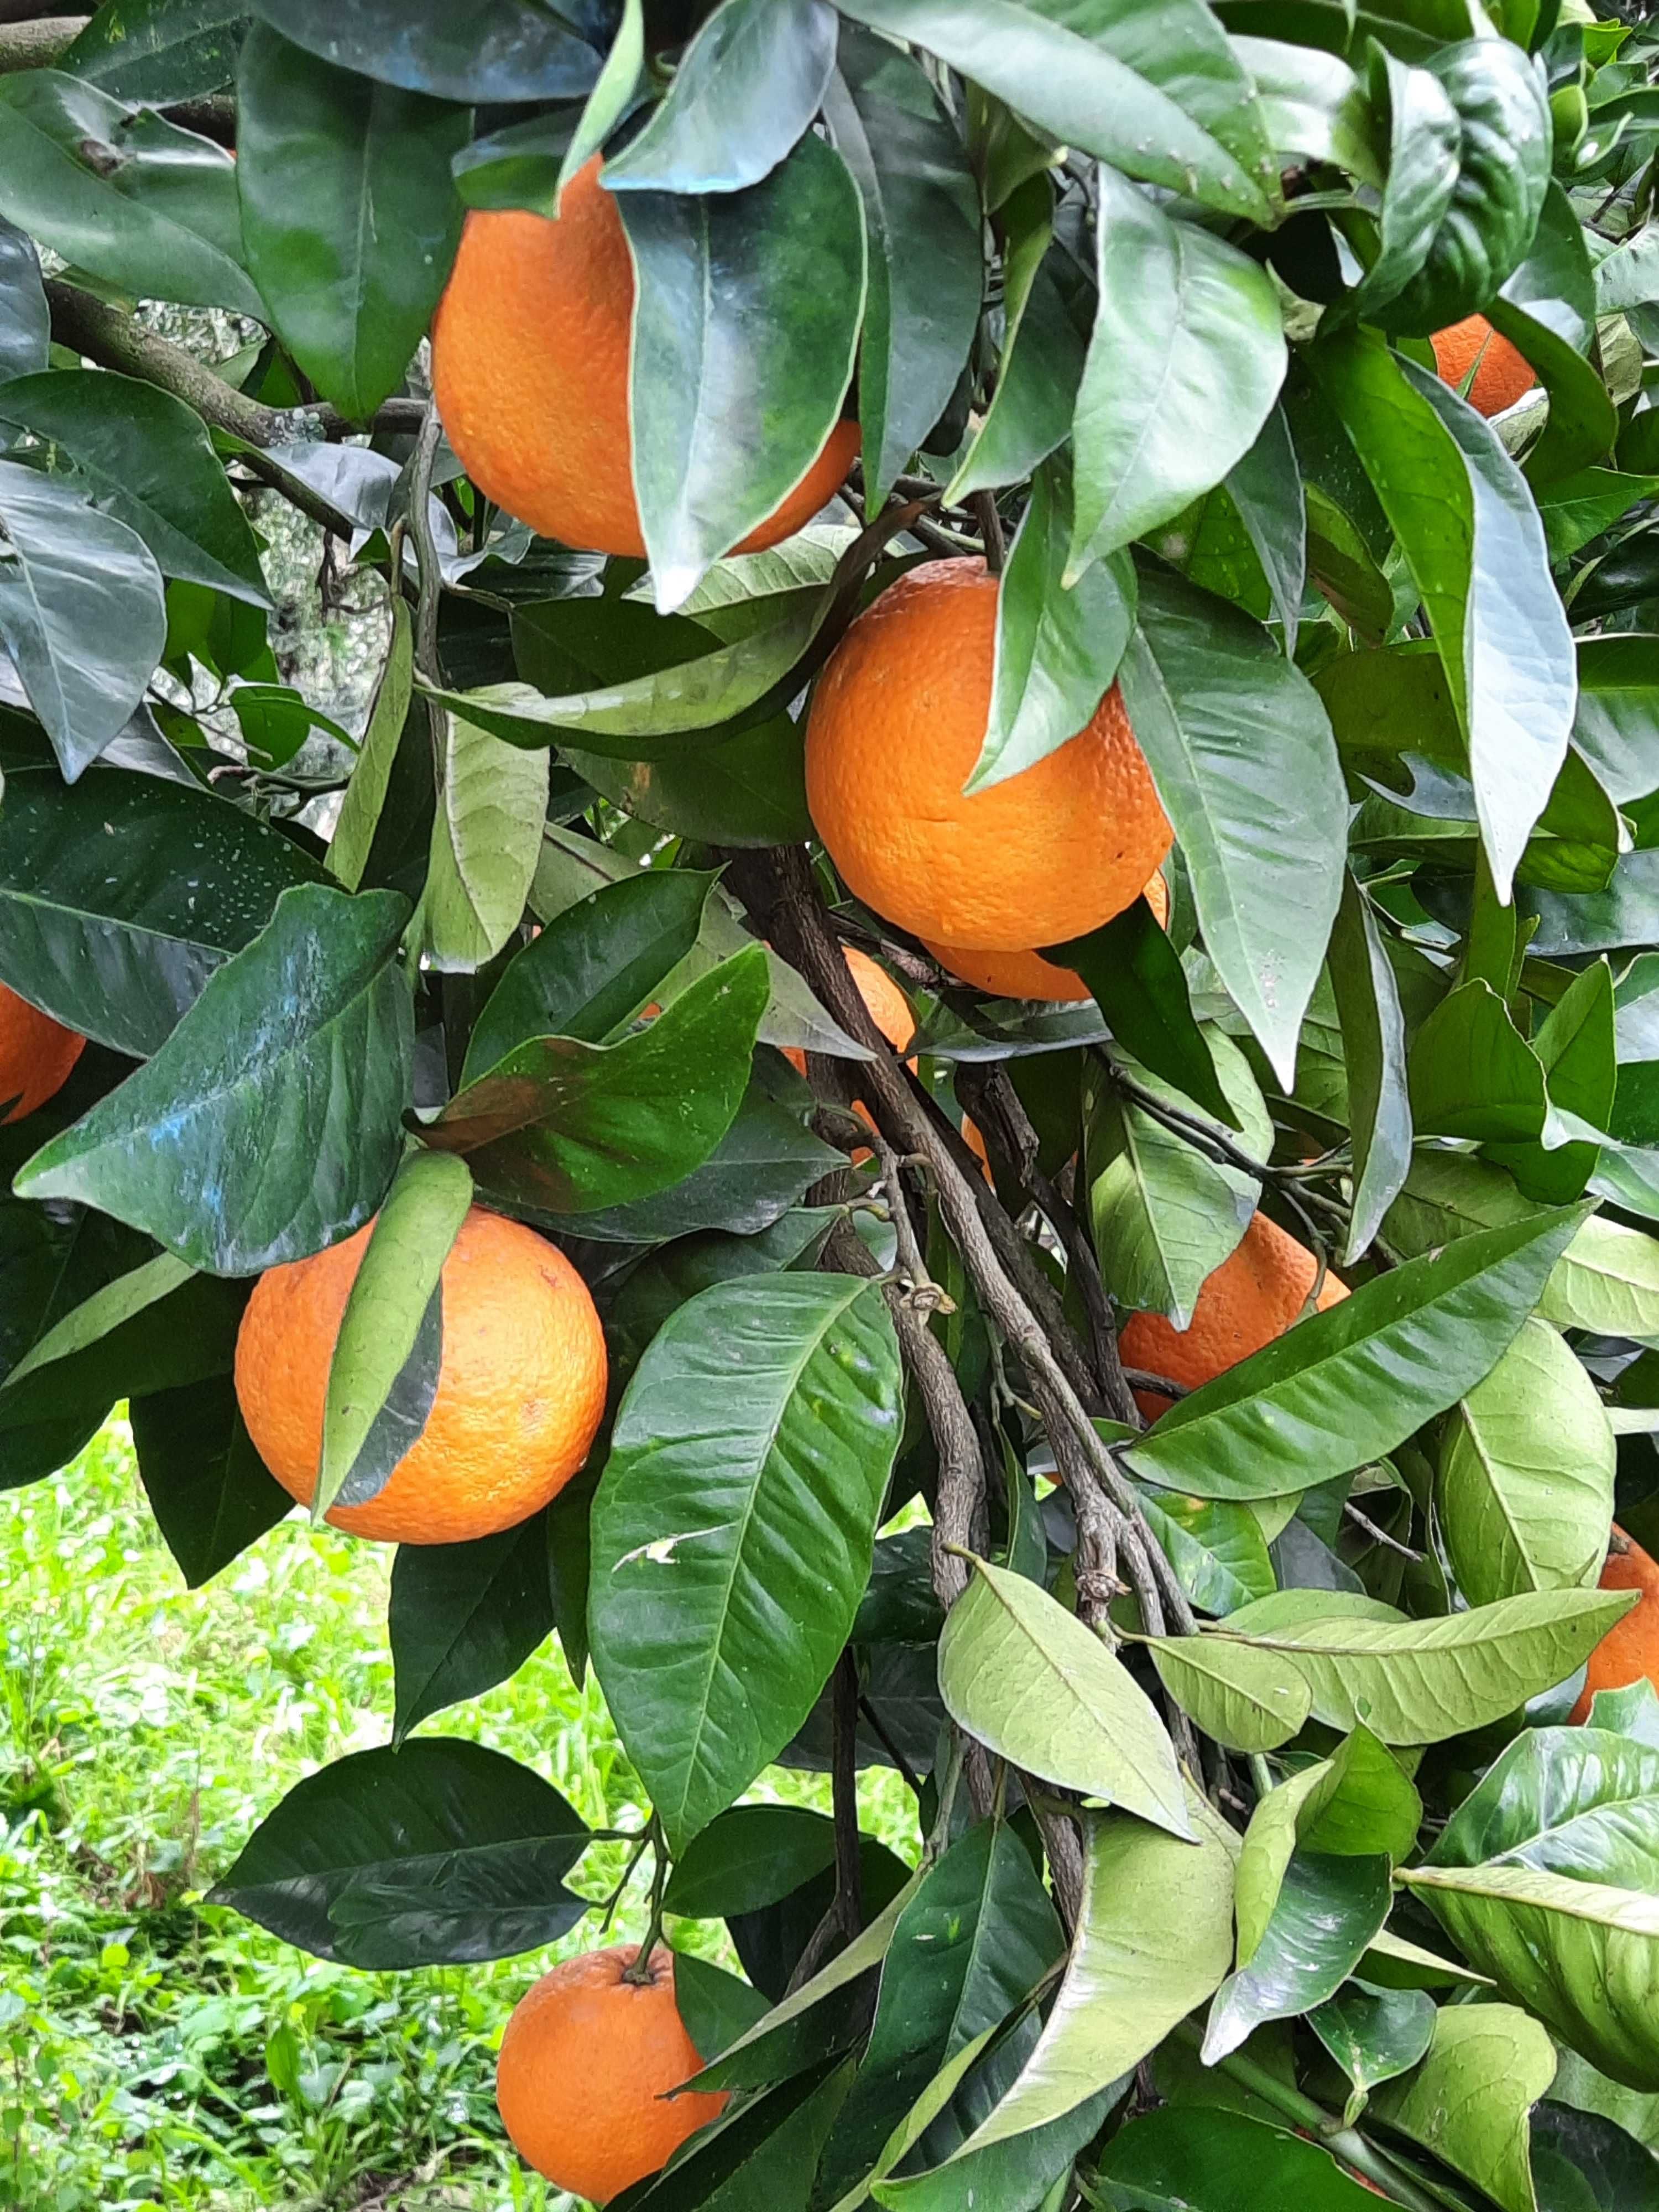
0,1422 -> 918,2211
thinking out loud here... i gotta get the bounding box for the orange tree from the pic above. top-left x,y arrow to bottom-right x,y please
12,0 -> 1659,2204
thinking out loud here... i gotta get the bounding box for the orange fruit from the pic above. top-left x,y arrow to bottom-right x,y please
1118,1212 -> 1348,1420
0,982 -> 84,1124
1570,1529 -> 1659,1724
783,945 -> 915,1074
1431,316 -> 1537,419
497,1944 -> 727,2202
432,156 -> 859,557
925,873 -> 1170,1003
806,559 -> 1171,952
234,1205 -> 607,1543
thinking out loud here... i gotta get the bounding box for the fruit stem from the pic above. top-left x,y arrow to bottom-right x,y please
972,490 -> 1007,575
620,1813 -> 669,1985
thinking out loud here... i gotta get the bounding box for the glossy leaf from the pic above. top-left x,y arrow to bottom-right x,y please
0,750 -> 322,1058
1334,50 -> 1459,328
210,1739 -> 591,1967
0,371 -> 267,607
238,24 -> 468,420
328,601 -> 415,893
1203,1849 -> 1392,2063
1329,872 -> 1413,1260
588,1273 -> 901,1851
0,462 -> 166,781
937,1558 -> 1191,1839
824,23 -> 982,510
14,884 -> 413,1275
1226,401 -> 1307,650
389,1514 -> 555,1743
0,219 -> 46,383
1309,1982 -> 1436,2127
945,177 -> 1082,504
602,0 -> 834,195
1132,1483 -> 1276,1618
1148,1632 -> 1313,1752
1119,561 -> 1345,1088
1093,2105 -> 1415,2209
1531,2100 -> 1659,2211
130,1376 -> 293,1588
1070,915 -> 1237,1131
619,129 -> 864,611
423,711 -> 549,973
245,0 -> 609,102
1376,2003 -> 1556,2212
64,0 -> 248,102
1071,166 -> 1286,572
1409,979 -> 1548,1142
606,1209 -> 836,1389
1126,1204 -> 1586,1500
563,714 -> 813,848
662,1804 -> 838,1921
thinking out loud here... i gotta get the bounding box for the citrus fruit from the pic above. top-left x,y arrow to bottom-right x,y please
234,1204 -> 607,1543
1118,1212 -> 1348,1420
1570,1528 -> 1659,1724
496,1944 -> 727,2203
432,156 -> 859,557
1431,316 -> 1537,418
0,982 -> 84,1124
783,945 -> 915,1073
925,872 -> 1170,1003
805,559 -> 1171,952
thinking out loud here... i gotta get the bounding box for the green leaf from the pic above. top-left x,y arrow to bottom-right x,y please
1329,872 -> 1413,1261
1439,1318 -> 1614,1606
0,748 -> 321,1058
834,0 -> 1275,221
823,22 -> 982,511
64,0 -> 248,103
1062,905 -> 1232,1126
602,0 -> 834,195
1541,1215 -> 1659,1341
0,461 -> 165,781
1086,1033 -> 1268,1328
237,23 -> 468,420
1119,561 -> 1345,1088
1202,1849 -> 1392,2063
563,714 -> 812,848
14,883 -> 413,1275
936,1557 -> 1192,1839
316,1150 -> 471,1520
549,0 -> 643,210
588,1273 -> 901,1851
620,2058 -> 856,2210
1147,1633 -> 1313,1752
389,1514 -> 555,1743
422,710 -> 548,973
328,601 -> 415,893
1131,1483 -> 1276,1618
619,129 -> 864,612
1197,1587 -> 1632,1746
246,0 -> 606,101
209,1739 -> 591,1966
1571,637 -> 1659,807
1225,402 -> 1307,650
130,1375 -> 292,1588
675,1953 -> 773,2065
1126,1204 -> 1587,1501
607,1209 -> 836,1390
0,220 -> 46,383
1310,327 -> 1577,903
662,1804 -> 838,1920
945,176 -> 1082,504
904,1799 -> 1235,2166
425,947 -> 766,1214
1071,166 -> 1286,573
464,869 -> 713,1081
1409,979 -> 1548,1142
1375,2002 -> 1556,2212
0,72 -> 259,314
1093,2105 -> 1410,2209
1531,2100 -> 1659,2211
1333,49 -> 1460,329
1309,1983 -> 1436,2128
0,369 -> 267,606
973,456 -> 1135,794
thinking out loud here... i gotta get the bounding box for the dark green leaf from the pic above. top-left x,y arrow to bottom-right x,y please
389,1513 -> 555,1743
602,0 -> 834,195
0,220 -> 48,383
1053,899 -> 1230,1125
210,1739 -> 591,1966
65,0 -> 248,103
328,601 -> 415,893
1573,637 -> 1659,807
1532,2101 -> 1659,2212
244,0 -> 608,101
1093,2106 -> 1397,2209
14,883 -> 413,1275
619,2057 -> 854,2212
1226,403 -> 1307,648
675,1953 -> 773,2065
823,22 -> 983,510
604,1207 -> 836,1386
1310,1982 -> 1436,2127
589,1272 -> 901,1850
1134,1482 -> 1276,1616
661,1804 -> 839,1920
237,24 -> 468,419
946,178 -> 1082,504
1334,49 -> 1459,328
131,1374 -> 290,1588
0,461 -> 165,780
562,713 -> 812,847
1329,872 -> 1413,1260
1201,1850 -> 1392,2063
1408,978 -> 1548,1142
0,750 -> 323,1058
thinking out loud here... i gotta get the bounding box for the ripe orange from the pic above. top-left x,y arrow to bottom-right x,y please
1570,1528 -> 1659,1724
1431,316 -> 1537,419
806,560 -> 1171,952
1118,1212 -> 1348,1420
234,1205 -> 607,1543
926,873 -> 1170,1003
784,945 -> 915,1074
497,1944 -> 727,2202
432,156 -> 859,557
0,982 -> 84,1123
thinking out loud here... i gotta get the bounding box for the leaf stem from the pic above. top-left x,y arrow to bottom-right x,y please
620,1814 -> 669,1982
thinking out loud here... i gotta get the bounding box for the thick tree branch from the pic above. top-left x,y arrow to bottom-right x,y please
0,14 -> 85,67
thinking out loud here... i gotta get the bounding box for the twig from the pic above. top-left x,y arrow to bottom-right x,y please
619,1817 -> 669,1984
0,14 -> 84,67
830,1650 -> 863,1942
858,1695 -> 923,1798
1122,1366 -> 1190,1402
1344,1499 -> 1423,1562
971,489 -> 1007,575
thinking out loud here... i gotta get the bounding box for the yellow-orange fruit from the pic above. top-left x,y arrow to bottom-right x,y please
1571,1530 -> 1659,1724
925,873 -> 1171,1003
783,945 -> 915,1074
234,1206 -> 607,1543
496,1945 -> 727,2203
0,982 -> 84,1123
1119,1212 -> 1348,1421
806,560 -> 1171,952
432,157 -> 859,557
1431,316 -> 1537,419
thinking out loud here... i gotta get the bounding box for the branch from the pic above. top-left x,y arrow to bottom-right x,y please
0,15 -> 85,69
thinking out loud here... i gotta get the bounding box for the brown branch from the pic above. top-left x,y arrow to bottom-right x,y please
0,14 -> 85,68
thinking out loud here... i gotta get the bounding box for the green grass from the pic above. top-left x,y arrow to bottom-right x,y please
0,1422 -> 919,2211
